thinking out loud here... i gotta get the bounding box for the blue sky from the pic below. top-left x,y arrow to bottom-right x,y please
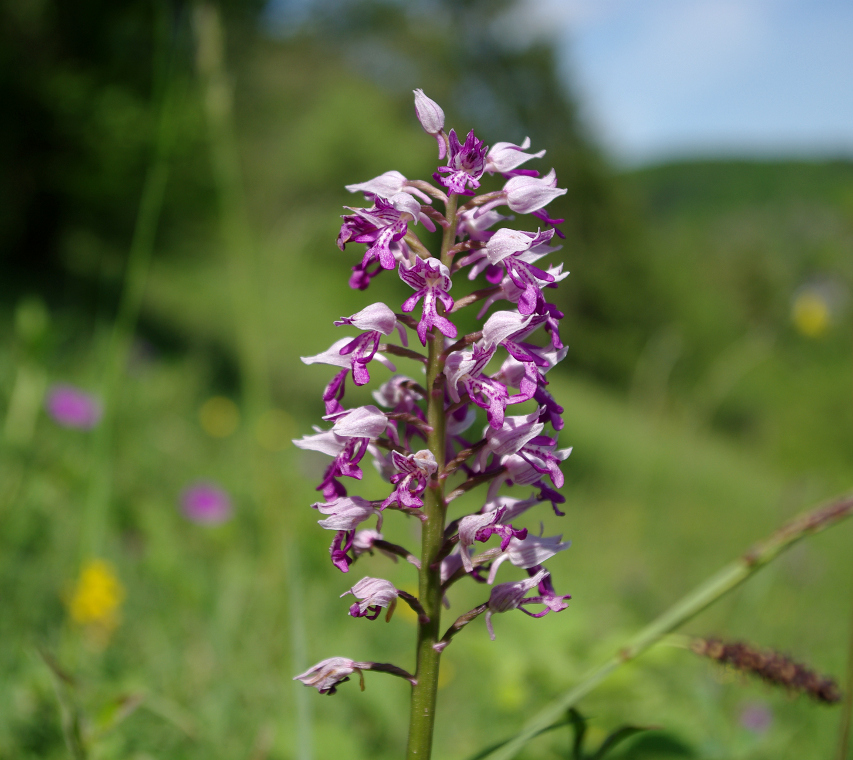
502,0 -> 853,164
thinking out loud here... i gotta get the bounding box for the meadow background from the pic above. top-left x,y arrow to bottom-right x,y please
1,1 -> 852,758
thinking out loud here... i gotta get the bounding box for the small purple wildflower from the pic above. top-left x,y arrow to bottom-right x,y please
739,702 -> 773,734
45,384 -> 102,430
181,482 -> 233,525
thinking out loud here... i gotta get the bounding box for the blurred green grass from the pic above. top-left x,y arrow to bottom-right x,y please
2,11 -> 853,760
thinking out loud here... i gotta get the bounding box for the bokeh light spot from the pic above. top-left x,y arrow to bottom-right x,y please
199,396 -> 240,438
792,291 -> 830,337
255,408 -> 294,451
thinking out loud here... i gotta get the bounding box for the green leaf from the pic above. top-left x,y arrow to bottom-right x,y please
591,725 -> 654,760
466,716 -> 575,760
567,708 -> 588,760
91,692 -> 145,740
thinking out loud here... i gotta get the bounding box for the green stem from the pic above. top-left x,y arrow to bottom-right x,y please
81,2 -> 176,559
406,194 -> 460,759
483,490 -> 853,760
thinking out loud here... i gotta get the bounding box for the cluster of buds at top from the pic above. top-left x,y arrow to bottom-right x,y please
294,89 -> 572,697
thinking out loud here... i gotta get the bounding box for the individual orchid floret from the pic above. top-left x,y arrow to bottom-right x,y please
372,375 -> 422,413
494,352 -> 566,431
457,509 -> 527,573
444,343 -> 509,429
313,495 -> 382,532
294,406 -> 389,498
435,129 -> 488,196
334,302 -> 399,335
302,336 -> 396,411
475,264 -> 570,318
352,528 -> 384,557
471,168 -> 567,233
482,492 -> 542,523
381,449 -> 437,508
326,303 -> 408,387
294,657 -> 365,695
294,657 -> 417,695
399,257 -> 457,345
314,495 -> 383,573
472,409 -> 544,472
485,569 -> 550,639
456,206 -> 512,244
486,532 -> 572,584
338,194 -> 433,275
342,576 -> 400,621
413,89 -> 447,159
485,137 -> 545,177
346,170 -> 434,204
486,444 -> 573,515
484,228 -> 559,315
482,310 -> 566,402
504,168 -> 567,214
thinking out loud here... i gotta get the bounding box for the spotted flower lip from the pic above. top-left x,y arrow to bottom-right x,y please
435,129 -> 488,195
45,384 -> 102,429
457,509 -> 527,573
381,449 -> 437,509
399,256 -> 457,345
338,194 -> 434,274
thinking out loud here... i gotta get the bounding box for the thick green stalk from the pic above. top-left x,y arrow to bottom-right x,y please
484,490 -> 853,760
406,195 -> 460,759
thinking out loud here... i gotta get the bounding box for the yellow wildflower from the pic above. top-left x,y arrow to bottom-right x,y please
68,559 -> 125,639
792,290 -> 830,338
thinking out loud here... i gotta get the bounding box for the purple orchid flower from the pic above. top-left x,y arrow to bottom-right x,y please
293,86 -> 576,711
399,256 -> 457,345
293,406 -> 389,499
342,576 -> 400,620
434,129 -> 488,196
457,509 -> 527,573
484,137 -> 545,177
485,569 -> 549,639
346,170 -> 435,204
444,344 -> 510,429
486,532 -> 572,584
294,657 -> 364,695
313,495 -> 383,573
483,228 -> 559,315
338,194 -> 434,280
381,449 -> 437,508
